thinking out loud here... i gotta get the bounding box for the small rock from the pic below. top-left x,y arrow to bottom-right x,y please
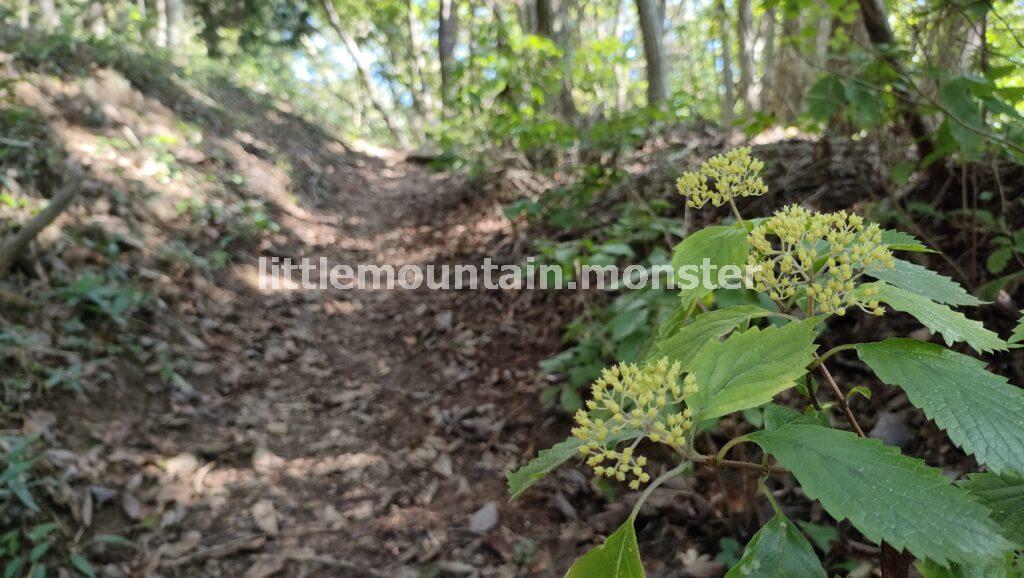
432,454 -> 453,478
869,411 -> 913,448
469,501 -> 499,534
266,421 -> 289,435
434,310 -> 454,331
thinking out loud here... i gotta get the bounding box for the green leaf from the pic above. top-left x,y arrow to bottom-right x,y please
805,75 -> 846,121
68,554 -> 96,578
987,247 -> 1013,275
881,229 -> 935,252
565,520 -> 644,578
646,305 -> 772,367
688,319 -> 819,420
26,524 -> 57,542
507,430 -> 641,501
868,282 -> 1007,353
29,541 -> 51,563
959,472 -> 1024,544
762,404 -> 829,430
844,82 -> 883,128
725,512 -> 826,578
858,339 -> 1024,478
1010,310 -> 1024,344
866,259 -> 984,306
940,79 -> 986,159
747,423 -> 1013,564
508,438 -> 583,501
917,553 -> 1016,578
671,225 -> 748,309
4,558 -> 23,578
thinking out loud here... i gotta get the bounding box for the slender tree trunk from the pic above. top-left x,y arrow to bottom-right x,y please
635,0 -> 667,105
737,0 -> 754,114
39,0 -> 59,30
439,0 -> 458,116
857,0 -> 943,180
758,7 -> 776,112
405,0 -> 434,119
155,0 -> 168,46
613,0 -> 627,112
165,0 -> 182,47
772,12 -> 803,123
536,0 -> 577,119
19,0 -> 30,28
320,0 -> 406,145
718,0 -> 734,124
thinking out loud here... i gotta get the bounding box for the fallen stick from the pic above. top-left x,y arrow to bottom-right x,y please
0,169 -> 84,278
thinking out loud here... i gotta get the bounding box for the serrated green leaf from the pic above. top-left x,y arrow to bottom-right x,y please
866,259 -> 984,306
880,229 -> 937,252
858,339 -> 1024,478
565,520 -> 644,578
68,554 -> 96,578
1010,310 -> 1024,344
959,472 -> 1024,545
507,438 -> 582,501
747,423 -> 1013,564
671,226 -> 748,308
507,430 -> 641,501
725,512 -> 826,578
868,282 -> 1007,353
881,229 -> 935,252
688,319 -> 819,420
917,553 -> 1016,578
762,404 -> 829,430
646,305 -> 772,367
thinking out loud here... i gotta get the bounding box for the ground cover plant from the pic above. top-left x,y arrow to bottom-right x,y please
509,148 -> 1024,577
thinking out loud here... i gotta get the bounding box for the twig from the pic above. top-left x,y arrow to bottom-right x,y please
0,169 -> 85,277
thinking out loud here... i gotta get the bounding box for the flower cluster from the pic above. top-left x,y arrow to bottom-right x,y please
676,147 -> 769,209
747,205 -> 894,315
571,358 -> 699,490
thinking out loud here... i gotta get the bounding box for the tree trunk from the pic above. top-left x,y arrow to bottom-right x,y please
536,0 -> 577,119
757,7 -> 776,112
718,0 -> 734,124
635,0 -> 667,106
320,0 -> 406,146
155,0 -> 168,46
771,12 -> 803,123
405,0 -> 434,119
165,0 -> 183,47
857,0 -> 942,179
39,0 -> 59,30
737,0 -> 754,114
438,0 -> 458,116
613,0 -> 627,112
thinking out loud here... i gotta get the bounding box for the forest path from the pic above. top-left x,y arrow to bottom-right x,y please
155,150 -> 560,578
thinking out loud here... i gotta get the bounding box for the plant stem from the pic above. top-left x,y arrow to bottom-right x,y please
807,343 -> 858,371
727,197 -> 746,226
815,354 -> 867,438
630,461 -> 690,521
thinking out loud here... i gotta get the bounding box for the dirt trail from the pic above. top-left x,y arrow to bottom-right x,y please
150,152 -> 568,578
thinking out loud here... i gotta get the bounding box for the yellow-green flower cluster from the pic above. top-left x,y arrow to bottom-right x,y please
571,358 -> 699,490
747,205 -> 894,316
676,147 -> 769,209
